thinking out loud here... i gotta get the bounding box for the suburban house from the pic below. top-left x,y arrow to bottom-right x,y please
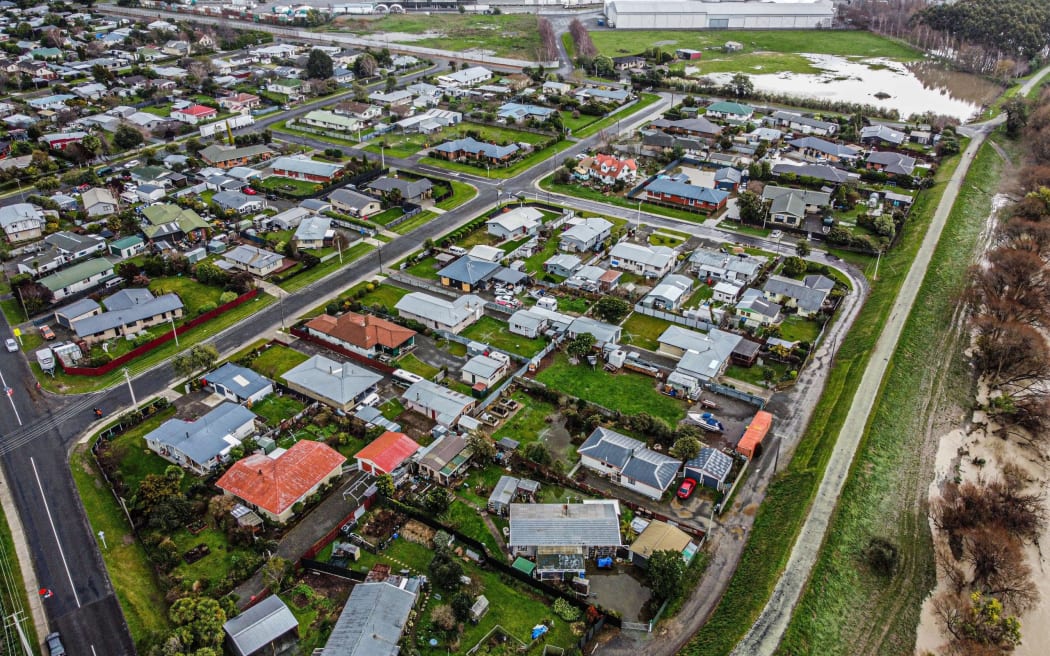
142,204 -> 211,242
508,502 -> 621,558
487,206 -> 542,239
266,78 -> 304,101
81,187 -> 119,217
17,231 -> 107,277
144,402 -> 258,475
713,280 -> 744,303
431,137 -> 519,164
216,439 -> 346,523
785,136 -> 860,164
461,354 -> 509,390
543,253 -> 581,278
761,186 -> 831,228
72,291 -> 184,344
223,245 -> 284,277
685,447 -> 735,492
368,90 -> 414,107
223,595 -> 299,656
762,274 -> 834,317
269,156 -> 343,183
609,242 -> 677,279
566,316 -> 622,348
402,380 -> 476,428
772,162 -> 854,185
39,131 -> 87,151
640,274 -> 694,311
509,309 -> 551,339
437,256 -> 501,292
766,110 -> 839,136
735,288 -> 783,328
574,87 -> 631,103
321,579 -> 420,656
649,117 -> 722,139
488,476 -> 540,516
657,325 -> 743,380
298,109 -> 362,133
644,178 -> 729,213
581,153 -> 638,185
414,432 -> 473,484
211,190 -> 264,215
705,100 -> 754,122
394,292 -> 484,333
354,431 -> 420,476
629,520 -> 695,568
218,92 -> 261,112
860,124 -> 906,146
282,354 -> 382,412
497,102 -> 555,123
436,65 -> 492,87
293,216 -> 333,249
54,298 -> 102,330
200,144 -> 274,169
329,188 -> 382,218
713,167 -> 742,192
0,203 -> 45,242
865,151 -> 917,177
367,176 -> 433,203
334,101 -> 383,122
578,427 -> 681,500
304,312 -> 417,358
39,257 -> 117,301
204,362 -> 274,405
171,104 -> 218,125
559,217 -> 612,252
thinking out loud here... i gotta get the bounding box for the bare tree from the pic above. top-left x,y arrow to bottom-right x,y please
537,17 -> 558,63
973,318 -> 1050,391
962,526 -> 1039,612
569,19 -> 597,59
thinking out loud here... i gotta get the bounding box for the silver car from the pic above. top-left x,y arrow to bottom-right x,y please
4,338 -> 16,353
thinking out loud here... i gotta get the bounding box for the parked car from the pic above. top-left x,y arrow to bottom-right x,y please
39,325 -> 55,341
5,338 -> 17,352
123,159 -> 140,169
769,230 -> 783,240
677,478 -> 697,499
242,187 -> 258,195
45,632 -> 66,656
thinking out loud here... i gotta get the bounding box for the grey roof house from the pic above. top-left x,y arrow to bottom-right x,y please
685,448 -> 735,493
144,402 -> 258,475
72,291 -> 184,344
559,217 -> 612,253
367,176 -> 433,202
395,292 -> 483,334
293,216 -> 333,249
578,427 -> 681,500
437,256 -> 501,292
223,595 -> 299,656
762,274 -> 834,317
402,379 -> 476,428
321,579 -> 420,656
224,245 -> 284,277
658,325 -> 743,381
205,362 -> 274,405
508,502 -> 622,557
282,354 -> 382,412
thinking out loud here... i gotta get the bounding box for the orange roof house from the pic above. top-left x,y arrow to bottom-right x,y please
305,312 -> 417,357
354,431 -> 421,476
736,410 -> 772,460
216,440 -> 346,523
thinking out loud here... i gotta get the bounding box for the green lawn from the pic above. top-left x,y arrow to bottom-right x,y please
460,315 -> 547,358
540,176 -> 712,223
778,315 -> 821,343
326,12 -> 544,60
435,180 -> 478,211
37,292 -> 274,394
523,236 -> 561,275
420,138 -> 574,180
149,277 -> 224,311
365,122 -> 549,159
367,207 -> 405,226
396,353 -> 441,380
536,353 -> 685,424
272,119 -> 364,147
250,394 -> 306,427
590,29 -> 919,62
71,445 -> 170,651
250,344 -> 309,380
404,254 -> 441,279
443,500 -> 501,555
356,283 -> 410,312
724,362 -> 786,387
391,210 -> 438,235
279,242 -> 374,292
378,398 -> 404,420
684,141 -> 970,656
557,296 -> 591,315
684,284 -> 714,308
573,93 -> 661,139
621,312 -> 674,351
492,391 -> 556,446
256,176 -> 323,197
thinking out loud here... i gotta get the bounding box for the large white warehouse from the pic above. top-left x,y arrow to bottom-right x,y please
603,0 -> 836,30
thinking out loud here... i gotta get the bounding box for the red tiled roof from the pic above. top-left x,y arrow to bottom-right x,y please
305,312 -> 416,350
177,104 -> 217,116
354,431 -> 420,474
216,440 -> 346,516
591,153 -> 637,176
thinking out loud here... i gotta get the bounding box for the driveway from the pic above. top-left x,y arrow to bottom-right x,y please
411,334 -> 468,373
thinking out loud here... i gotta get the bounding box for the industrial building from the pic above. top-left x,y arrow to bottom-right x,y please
603,0 -> 835,30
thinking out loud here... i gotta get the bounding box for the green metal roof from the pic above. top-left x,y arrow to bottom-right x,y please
39,258 -> 115,292
110,235 -> 144,249
511,557 -> 536,575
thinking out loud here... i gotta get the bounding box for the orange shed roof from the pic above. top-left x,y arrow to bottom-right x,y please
353,431 -> 420,474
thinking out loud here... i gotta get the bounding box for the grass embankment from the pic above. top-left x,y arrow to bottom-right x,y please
684,142 -> 968,655
778,140 -> 1003,654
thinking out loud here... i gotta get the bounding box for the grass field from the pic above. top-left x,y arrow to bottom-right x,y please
396,353 -> 440,379
256,176 -> 321,197
250,344 -> 309,380
492,391 -> 557,446
683,142 -> 968,655
251,394 -> 306,427
778,315 -> 821,344
355,283 -> 410,313
537,353 -> 685,424
590,29 -> 920,63
149,277 -> 223,310
460,315 -> 547,357
326,13 -> 544,60
778,139 -> 1002,655
621,312 -> 674,351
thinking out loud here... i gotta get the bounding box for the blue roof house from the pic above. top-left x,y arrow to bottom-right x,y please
144,402 -> 258,475
205,362 -> 274,405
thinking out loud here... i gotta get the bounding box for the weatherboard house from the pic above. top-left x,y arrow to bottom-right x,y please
203,362 -> 274,405
578,427 -> 682,500
145,402 -> 258,475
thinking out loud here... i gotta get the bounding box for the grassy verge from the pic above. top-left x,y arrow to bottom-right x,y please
0,504 -> 37,654
37,293 -> 275,394
778,140 -> 1001,655
684,142 -> 967,655
279,242 -> 373,292
71,445 -> 170,651
391,210 -> 439,235
573,93 -> 661,139
435,180 -> 478,211
540,175 -> 713,223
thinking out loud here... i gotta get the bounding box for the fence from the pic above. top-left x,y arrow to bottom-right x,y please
289,326 -> 397,375
632,303 -> 715,332
382,203 -> 422,231
299,558 -> 365,582
705,382 -> 766,408
60,288 -> 260,376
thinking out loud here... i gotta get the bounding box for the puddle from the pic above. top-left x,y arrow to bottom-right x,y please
703,54 -> 1002,121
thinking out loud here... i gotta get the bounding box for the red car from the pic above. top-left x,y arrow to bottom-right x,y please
677,478 -> 697,499
242,187 -> 258,195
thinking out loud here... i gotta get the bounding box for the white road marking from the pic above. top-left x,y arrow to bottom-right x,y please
0,367 -> 22,426
29,457 -> 80,608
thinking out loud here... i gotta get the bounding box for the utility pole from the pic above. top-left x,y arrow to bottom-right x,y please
169,316 -> 179,347
123,368 -> 137,408
873,248 -> 883,281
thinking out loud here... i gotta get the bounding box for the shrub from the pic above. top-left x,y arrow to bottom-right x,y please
553,598 -> 580,621
218,291 -> 237,304
197,302 -> 217,315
